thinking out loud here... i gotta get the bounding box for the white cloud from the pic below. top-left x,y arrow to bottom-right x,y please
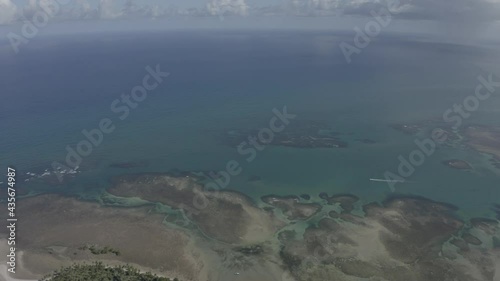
120,0 -> 171,19
207,0 -> 249,16
0,0 -> 17,25
0,0 -> 499,26
307,0 -> 341,10
284,0 -> 500,21
287,0 -> 342,16
98,0 -> 122,19
149,5 -> 165,18
76,0 -> 92,15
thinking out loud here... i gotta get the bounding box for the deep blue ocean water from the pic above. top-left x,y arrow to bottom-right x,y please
1,30 -> 499,217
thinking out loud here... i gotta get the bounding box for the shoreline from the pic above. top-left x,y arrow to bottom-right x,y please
3,171 -> 499,280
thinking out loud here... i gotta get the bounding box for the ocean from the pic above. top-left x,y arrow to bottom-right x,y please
1,30 -> 499,218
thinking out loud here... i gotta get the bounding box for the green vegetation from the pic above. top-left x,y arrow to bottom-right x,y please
40,262 -> 179,281
78,245 -> 121,256
235,244 -> 264,255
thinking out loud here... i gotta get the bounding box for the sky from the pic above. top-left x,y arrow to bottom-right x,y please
2,0 -> 500,22
0,0 -> 499,40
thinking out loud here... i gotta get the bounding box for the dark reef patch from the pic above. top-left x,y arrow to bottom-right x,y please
218,120 -> 349,149
109,161 -> 148,169
300,194 -> 311,200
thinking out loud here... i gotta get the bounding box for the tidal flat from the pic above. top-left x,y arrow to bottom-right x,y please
4,173 -> 499,281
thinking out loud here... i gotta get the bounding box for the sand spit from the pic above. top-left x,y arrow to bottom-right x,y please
0,265 -> 36,281
0,239 -> 37,281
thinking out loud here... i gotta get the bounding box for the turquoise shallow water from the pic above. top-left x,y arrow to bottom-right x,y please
1,31 -> 499,218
